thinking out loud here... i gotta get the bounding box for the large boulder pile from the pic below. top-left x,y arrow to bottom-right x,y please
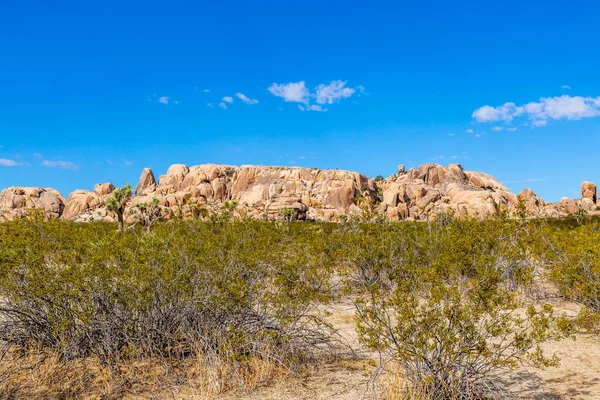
62,183 -> 116,221
0,187 -> 65,220
2,163 -> 598,222
378,163 -> 518,221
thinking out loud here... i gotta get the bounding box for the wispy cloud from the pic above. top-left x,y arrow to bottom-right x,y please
268,80 -> 361,111
356,85 -> 368,95
298,104 -> 326,112
235,92 -> 259,105
315,80 -> 355,104
33,153 -> 43,159
472,102 -> 524,123
561,85 -> 571,90
473,95 -> 600,127
148,94 -> 176,105
222,96 -> 234,104
203,89 -> 210,93
218,102 -> 228,110
42,160 -> 78,171
268,81 -> 310,104
0,158 -> 26,167
207,102 -> 214,108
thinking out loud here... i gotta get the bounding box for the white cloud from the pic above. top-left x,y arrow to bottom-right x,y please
204,89 -> 210,93
507,127 -> 518,131
235,92 -> 259,105
207,103 -> 214,108
466,129 -> 474,133
269,80 -> 361,111
473,95 -> 600,127
542,95 -> 599,119
42,160 -> 78,170
219,102 -> 227,110
268,81 -> 310,104
0,158 -> 25,167
33,153 -> 43,159
158,96 -> 169,105
315,80 -> 355,104
472,102 -> 524,122
561,85 -> 571,90
524,102 -> 543,114
492,126 -> 504,131
222,96 -> 234,104
298,104 -> 326,112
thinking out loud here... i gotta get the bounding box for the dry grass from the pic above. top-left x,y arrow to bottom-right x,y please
0,347 -> 295,400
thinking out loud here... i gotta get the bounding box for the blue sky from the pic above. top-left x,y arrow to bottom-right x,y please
1,0 -> 599,201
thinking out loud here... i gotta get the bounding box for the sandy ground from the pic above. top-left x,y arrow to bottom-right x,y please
212,300 -> 600,400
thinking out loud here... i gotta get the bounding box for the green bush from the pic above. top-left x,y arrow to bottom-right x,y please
344,216 -> 572,398
0,214 -> 590,398
0,220 -> 335,373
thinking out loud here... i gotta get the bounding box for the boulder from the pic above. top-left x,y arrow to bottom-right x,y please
94,183 -> 115,196
559,198 -> 578,214
135,168 -> 157,195
158,164 -> 189,187
0,187 -> 65,220
581,181 -> 597,203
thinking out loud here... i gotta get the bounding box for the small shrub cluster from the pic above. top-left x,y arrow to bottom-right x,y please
342,216 -> 573,399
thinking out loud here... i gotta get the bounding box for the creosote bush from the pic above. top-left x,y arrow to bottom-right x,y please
343,215 -> 573,399
0,219 -> 336,398
0,213 -> 594,399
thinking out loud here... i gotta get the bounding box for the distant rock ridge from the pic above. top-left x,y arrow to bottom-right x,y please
1,163 -> 598,222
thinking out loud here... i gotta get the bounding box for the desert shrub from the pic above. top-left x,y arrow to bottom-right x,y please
541,218 -> 600,332
345,216 -> 571,399
0,219 -> 336,397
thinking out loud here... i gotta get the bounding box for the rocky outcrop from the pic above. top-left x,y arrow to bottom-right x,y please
0,187 -> 65,220
2,163 -> 598,222
62,183 -> 116,221
135,168 -> 156,195
378,163 -> 517,221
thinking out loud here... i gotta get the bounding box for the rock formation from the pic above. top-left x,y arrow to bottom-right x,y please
378,163 -> 518,221
0,187 -> 65,220
1,162 -> 598,222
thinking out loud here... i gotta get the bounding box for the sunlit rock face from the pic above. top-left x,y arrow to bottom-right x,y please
4,163 -> 597,222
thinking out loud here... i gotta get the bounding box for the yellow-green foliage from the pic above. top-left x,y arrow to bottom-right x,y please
341,216 -> 574,398
0,219 -> 335,369
541,217 -> 600,331
0,214 -> 596,398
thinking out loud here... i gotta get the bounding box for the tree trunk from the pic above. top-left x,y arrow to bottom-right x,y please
117,211 -> 124,233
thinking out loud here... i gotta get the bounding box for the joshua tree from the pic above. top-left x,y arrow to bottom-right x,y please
129,198 -> 165,233
279,207 -> 295,223
106,184 -> 133,233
